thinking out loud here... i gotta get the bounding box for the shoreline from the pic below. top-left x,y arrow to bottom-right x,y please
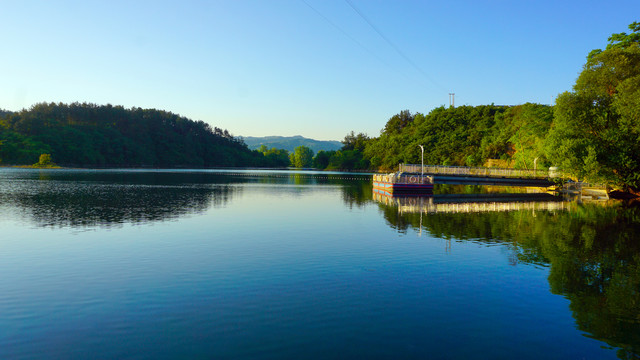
2,166 -> 637,198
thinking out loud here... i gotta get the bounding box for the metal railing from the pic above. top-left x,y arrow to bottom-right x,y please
399,164 -> 553,179
373,173 -> 433,184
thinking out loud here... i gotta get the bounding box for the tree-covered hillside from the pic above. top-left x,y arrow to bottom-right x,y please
0,102 -> 265,167
0,109 -> 12,119
308,103 -> 551,173
326,103 -> 552,173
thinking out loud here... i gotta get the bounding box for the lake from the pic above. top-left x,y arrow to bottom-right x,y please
1,168 -> 639,359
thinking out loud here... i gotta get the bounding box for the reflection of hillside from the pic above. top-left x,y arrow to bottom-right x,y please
1,170 -> 373,228
9,183 -> 238,228
1,170 -> 241,228
375,194 -> 640,358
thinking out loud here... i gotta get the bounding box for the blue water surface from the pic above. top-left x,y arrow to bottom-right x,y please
0,168 -> 632,359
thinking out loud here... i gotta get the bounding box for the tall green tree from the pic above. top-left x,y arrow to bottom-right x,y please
258,146 -> 290,167
341,131 -> 370,151
383,110 -> 414,134
290,145 -> 314,168
313,150 -> 334,169
546,21 -> 640,192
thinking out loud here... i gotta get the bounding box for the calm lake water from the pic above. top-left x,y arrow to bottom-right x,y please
1,168 -> 639,359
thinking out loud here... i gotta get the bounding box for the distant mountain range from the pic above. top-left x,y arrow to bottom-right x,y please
241,135 -> 342,153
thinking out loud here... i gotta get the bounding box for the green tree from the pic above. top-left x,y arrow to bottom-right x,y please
290,145 -> 314,168
546,22 -> 640,192
262,147 -> 290,167
490,104 -> 553,170
327,150 -> 360,170
383,110 -> 414,134
34,153 -> 54,167
341,131 -> 370,151
313,150 -> 334,169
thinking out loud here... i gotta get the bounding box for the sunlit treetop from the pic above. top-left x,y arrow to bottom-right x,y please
588,21 -> 640,60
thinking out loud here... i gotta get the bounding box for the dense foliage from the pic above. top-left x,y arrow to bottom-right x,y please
33,153 -> 56,168
312,103 -> 553,173
0,109 -> 12,119
547,22 -> 640,192
289,145 -> 314,168
0,102 -> 268,167
256,145 -> 290,168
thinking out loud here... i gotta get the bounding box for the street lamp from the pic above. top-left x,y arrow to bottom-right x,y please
418,144 -> 424,182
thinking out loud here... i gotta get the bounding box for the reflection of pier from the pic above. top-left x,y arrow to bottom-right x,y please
373,190 -> 569,214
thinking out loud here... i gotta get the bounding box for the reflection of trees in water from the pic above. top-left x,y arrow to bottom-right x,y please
341,180 -> 373,209
244,172 -> 370,186
230,172 -> 373,208
541,204 -> 640,360
377,203 -> 417,235
377,199 -> 640,358
3,170 -> 373,228
11,182 -> 238,228
1,171 -> 242,228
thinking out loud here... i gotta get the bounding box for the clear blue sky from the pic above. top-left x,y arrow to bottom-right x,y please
1,1 -> 638,140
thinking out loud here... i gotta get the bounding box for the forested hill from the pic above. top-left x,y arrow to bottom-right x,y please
0,102 -> 265,167
0,109 -> 12,119
242,135 -> 342,153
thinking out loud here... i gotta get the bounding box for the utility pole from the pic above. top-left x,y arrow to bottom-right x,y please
449,93 -> 455,108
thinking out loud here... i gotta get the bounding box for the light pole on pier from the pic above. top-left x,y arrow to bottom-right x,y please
418,144 -> 424,182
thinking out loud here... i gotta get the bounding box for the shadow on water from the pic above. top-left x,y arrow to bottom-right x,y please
373,189 -> 640,359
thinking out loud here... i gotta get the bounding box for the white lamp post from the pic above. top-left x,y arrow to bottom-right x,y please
418,145 -> 424,183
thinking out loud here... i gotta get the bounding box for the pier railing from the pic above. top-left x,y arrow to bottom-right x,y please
373,173 -> 433,184
399,164 -> 553,179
